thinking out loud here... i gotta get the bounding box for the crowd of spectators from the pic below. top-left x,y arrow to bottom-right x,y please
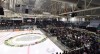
43,27 -> 100,54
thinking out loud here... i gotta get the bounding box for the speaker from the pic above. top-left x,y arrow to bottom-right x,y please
71,13 -> 77,17
15,4 -> 20,7
0,6 -> 4,15
25,9 -> 29,14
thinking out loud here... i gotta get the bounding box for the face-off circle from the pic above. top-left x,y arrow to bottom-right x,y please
4,33 -> 47,47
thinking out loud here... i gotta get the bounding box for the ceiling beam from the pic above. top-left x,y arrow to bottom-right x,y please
60,6 -> 100,15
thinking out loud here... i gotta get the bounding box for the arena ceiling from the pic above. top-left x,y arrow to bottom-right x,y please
2,0 -> 100,16
56,0 -> 100,16
55,0 -> 100,7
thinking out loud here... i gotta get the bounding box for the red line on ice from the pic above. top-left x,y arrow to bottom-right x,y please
27,45 -> 30,54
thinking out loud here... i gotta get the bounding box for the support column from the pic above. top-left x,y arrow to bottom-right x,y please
0,0 -> 1,6
84,0 -> 87,9
35,17 -> 36,23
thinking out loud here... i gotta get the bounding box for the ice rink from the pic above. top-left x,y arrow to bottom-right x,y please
0,30 -> 63,54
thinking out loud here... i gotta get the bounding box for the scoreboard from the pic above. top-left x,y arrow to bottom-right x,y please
23,18 -> 35,25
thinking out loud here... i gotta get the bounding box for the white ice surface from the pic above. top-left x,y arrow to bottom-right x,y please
0,30 -> 63,54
